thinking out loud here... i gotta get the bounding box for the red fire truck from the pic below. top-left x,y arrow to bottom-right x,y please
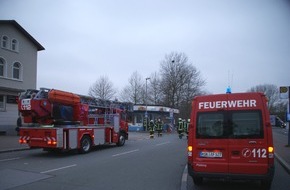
18,88 -> 132,153
187,92 -> 275,189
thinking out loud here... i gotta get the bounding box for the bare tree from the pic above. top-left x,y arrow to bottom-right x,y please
148,72 -> 162,105
273,101 -> 288,121
159,52 -> 206,111
88,76 -> 116,100
118,52 -> 206,119
248,84 -> 280,112
119,71 -> 144,104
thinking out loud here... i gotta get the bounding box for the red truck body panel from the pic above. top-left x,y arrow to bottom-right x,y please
19,126 -> 120,149
187,92 -> 274,185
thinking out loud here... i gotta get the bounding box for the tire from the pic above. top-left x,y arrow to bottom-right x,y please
193,176 -> 203,186
117,133 -> 126,146
79,136 -> 91,154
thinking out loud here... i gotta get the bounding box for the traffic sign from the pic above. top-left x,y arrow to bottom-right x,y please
279,86 -> 289,99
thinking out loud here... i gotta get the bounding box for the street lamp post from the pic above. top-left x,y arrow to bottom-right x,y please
145,77 -> 150,131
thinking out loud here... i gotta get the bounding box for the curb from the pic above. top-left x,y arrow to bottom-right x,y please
275,153 -> 290,174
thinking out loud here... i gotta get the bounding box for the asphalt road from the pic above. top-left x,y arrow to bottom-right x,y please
0,132 -> 187,190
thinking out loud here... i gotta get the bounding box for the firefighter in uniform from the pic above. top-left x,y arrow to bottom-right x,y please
156,118 -> 163,137
178,118 -> 184,139
149,120 -> 155,138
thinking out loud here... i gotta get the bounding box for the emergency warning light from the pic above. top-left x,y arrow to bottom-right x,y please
226,86 -> 231,94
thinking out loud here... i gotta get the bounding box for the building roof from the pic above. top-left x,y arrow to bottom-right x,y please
0,20 -> 45,51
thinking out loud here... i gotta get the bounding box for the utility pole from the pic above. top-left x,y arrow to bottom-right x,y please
145,77 -> 150,131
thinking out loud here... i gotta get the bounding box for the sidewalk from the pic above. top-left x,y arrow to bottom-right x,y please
272,127 -> 290,174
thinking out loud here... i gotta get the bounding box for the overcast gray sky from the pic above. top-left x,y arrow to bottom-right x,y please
1,0 -> 289,96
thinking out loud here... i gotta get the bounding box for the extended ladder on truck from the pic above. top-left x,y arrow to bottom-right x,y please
81,95 -> 133,127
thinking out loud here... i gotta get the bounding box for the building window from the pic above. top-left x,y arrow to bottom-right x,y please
13,62 -> 21,80
7,95 -> 18,104
1,36 -> 9,49
11,39 -> 18,51
0,58 -> 5,77
0,95 -> 5,111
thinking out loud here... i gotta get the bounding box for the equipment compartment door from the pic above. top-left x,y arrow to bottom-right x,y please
56,128 -> 64,148
68,129 -> 78,149
94,128 -> 105,145
113,115 -> 120,132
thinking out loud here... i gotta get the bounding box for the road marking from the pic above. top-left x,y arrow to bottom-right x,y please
180,164 -> 188,190
112,149 -> 139,157
40,164 -> 77,174
0,157 -> 22,162
156,141 -> 170,146
275,153 -> 290,174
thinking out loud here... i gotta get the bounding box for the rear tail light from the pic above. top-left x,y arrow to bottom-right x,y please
47,140 -> 57,145
188,146 -> 193,157
19,139 -> 27,144
19,136 -> 29,144
46,137 -> 57,145
268,146 -> 274,158
188,146 -> 193,151
268,146 -> 274,153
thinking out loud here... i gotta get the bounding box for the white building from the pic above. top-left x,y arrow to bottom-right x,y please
0,20 -> 44,135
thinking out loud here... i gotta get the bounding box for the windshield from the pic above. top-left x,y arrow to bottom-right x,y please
196,111 -> 263,139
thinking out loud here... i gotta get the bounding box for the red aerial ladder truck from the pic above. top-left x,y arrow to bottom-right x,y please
18,88 -> 132,153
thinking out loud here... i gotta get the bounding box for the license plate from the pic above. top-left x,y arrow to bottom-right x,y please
21,99 -> 31,105
200,151 -> 222,158
21,99 -> 31,110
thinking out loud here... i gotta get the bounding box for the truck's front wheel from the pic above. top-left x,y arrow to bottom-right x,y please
79,136 -> 91,154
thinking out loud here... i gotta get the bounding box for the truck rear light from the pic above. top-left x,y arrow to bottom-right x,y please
19,139 -> 27,144
46,137 -> 57,145
188,146 -> 193,152
268,146 -> 274,158
19,136 -> 29,144
188,146 -> 193,157
47,140 -> 57,145
268,146 -> 274,153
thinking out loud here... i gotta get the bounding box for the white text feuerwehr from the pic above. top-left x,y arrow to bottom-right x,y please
198,99 -> 257,109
